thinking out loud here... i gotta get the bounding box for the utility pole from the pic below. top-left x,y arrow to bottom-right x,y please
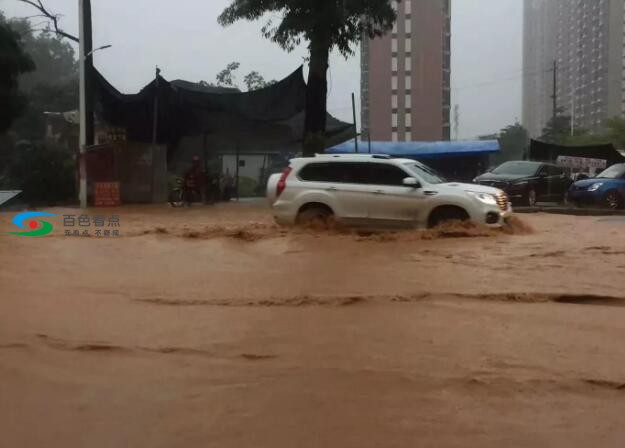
78,0 -> 94,208
351,92 -> 359,153
453,104 -> 460,141
571,91 -> 575,137
551,59 -> 558,123
152,67 -> 160,147
151,66 -> 160,203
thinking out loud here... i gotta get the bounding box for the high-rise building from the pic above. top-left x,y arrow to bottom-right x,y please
523,0 -> 625,138
361,0 -> 451,142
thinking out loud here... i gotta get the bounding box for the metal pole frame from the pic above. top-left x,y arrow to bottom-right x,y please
78,0 -> 93,208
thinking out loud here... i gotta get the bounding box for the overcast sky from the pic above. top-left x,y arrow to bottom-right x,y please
1,0 -> 523,139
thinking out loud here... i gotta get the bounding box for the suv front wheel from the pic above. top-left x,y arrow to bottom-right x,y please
603,190 -> 624,210
428,206 -> 470,228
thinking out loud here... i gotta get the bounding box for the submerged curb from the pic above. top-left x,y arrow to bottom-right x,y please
515,206 -> 625,216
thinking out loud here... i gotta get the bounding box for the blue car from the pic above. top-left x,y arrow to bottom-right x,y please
567,163 -> 625,209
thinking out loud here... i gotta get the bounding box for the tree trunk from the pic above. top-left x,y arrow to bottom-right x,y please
303,40 -> 330,157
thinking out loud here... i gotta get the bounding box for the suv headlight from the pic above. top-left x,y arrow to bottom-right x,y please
467,191 -> 498,205
588,182 -> 603,192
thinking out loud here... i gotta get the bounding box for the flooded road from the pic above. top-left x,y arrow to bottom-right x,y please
2,203 -> 625,447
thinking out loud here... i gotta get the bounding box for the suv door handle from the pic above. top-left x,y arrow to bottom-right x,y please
326,186 -> 338,191
373,190 -> 385,195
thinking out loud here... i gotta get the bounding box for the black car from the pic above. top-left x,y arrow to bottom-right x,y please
473,161 -> 572,206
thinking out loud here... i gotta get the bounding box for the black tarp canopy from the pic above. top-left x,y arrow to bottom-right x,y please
529,139 -> 625,166
93,66 -> 354,150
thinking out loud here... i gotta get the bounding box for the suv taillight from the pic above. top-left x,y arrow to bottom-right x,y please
276,167 -> 292,198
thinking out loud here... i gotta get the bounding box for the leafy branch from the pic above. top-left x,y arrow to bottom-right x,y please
16,0 -> 79,42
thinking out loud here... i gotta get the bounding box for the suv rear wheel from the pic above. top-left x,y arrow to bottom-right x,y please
428,206 -> 470,228
296,204 -> 334,229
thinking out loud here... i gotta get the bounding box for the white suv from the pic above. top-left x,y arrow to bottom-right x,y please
267,154 -> 512,228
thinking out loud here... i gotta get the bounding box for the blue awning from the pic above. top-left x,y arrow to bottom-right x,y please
326,140 -> 500,160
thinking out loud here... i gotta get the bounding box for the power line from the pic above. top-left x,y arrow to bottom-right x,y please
452,67 -> 552,91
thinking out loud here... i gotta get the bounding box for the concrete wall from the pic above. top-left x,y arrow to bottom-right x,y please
86,142 -> 168,204
608,0 -> 625,119
365,0 -> 449,142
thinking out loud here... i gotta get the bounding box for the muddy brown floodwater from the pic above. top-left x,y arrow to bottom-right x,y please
2,202 -> 625,447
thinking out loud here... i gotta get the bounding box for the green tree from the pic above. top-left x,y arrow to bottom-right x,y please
6,18 -> 77,91
498,122 -> 529,161
0,11 -> 77,204
216,61 -> 241,87
539,108 -> 571,144
604,116 -> 625,150
243,70 -> 276,90
201,62 -> 277,91
0,13 -> 35,133
4,140 -> 76,205
13,81 -> 78,141
2,16 -> 79,141
218,0 -> 397,156
563,128 -> 608,146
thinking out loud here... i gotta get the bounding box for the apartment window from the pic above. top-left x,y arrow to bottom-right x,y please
405,0 -> 411,14
392,113 -> 398,127
405,113 -> 412,127
405,77 -> 412,90
405,131 -> 412,142
392,39 -> 398,53
392,76 -> 398,90
405,39 -> 412,53
405,57 -> 412,71
392,57 -> 398,72
405,95 -> 411,109
392,95 -> 398,109
405,19 -> 411,34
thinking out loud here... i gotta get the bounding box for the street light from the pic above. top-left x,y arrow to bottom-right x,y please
78,42 -> 111,208
86,44 -> 112,58
78,1 -> 112,208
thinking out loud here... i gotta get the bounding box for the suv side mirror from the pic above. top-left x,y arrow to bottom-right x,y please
403,177 -> 420,188
538,171 -> 548,178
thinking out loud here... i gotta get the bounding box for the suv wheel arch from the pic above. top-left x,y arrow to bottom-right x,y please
296,203 -> 335,227
427,205 -> 470,228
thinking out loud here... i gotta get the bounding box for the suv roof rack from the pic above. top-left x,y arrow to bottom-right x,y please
314,153 -> 393,160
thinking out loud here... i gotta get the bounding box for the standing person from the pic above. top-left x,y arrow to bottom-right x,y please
183,155 -> 206,206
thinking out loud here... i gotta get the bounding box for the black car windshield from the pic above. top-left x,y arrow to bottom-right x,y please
403,162 -> 447,184
491,161 -> 540,176
596,164 -> 625,179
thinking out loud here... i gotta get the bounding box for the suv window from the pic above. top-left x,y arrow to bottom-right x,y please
298,162 -> 369,184
546,165 -> 563,176
365,163 -> 409,186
